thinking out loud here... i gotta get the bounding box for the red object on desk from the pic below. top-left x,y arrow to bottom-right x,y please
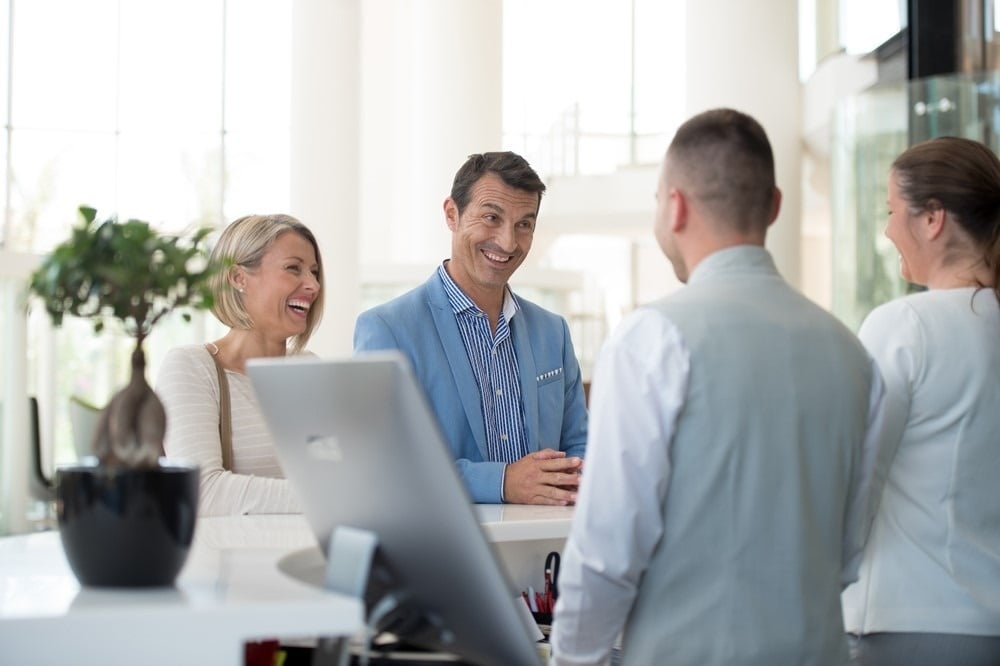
542,550 -> 560,612
245,639 -> 280,666
543,570 -> 553,612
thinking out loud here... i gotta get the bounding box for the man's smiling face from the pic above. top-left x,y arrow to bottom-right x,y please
444,172 -> 538,305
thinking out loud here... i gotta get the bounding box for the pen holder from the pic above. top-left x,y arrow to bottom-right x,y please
531,611 -> 552,627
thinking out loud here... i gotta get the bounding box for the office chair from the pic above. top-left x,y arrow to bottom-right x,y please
68,396 -> 101,461
28,396 -> 55,503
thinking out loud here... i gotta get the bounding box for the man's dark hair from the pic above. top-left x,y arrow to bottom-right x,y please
667,108 -> 776,233
450,151 -> 546,215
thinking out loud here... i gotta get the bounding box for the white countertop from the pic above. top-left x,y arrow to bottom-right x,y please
0,506 -> 574,665
475,504 -> 575,542
0,515 -> 362,666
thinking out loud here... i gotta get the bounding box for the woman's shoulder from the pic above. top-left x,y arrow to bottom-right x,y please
859,297 -> 922,347
870,288 -> 992,322
865,290 -> 947,322
861,288 -> 996,351
161,344 -> 215,372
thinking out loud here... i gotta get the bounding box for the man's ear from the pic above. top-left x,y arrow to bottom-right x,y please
767,187 -> 783,227
924,200 -> 946,241
444,198 -> 460,232
670,188 -> 688,232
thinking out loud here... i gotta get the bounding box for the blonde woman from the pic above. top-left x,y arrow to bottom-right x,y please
156,214 -> 324,516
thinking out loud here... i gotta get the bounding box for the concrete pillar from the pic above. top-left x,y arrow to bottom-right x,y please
816,0 -> 841,63
0,279 -> 30,535
290,0 -> 361,358
684,0 -> 803,289
359,0 -> 503,267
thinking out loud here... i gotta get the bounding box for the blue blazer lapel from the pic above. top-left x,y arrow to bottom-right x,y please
511,305 -> 539,452
426,279 -> 490,459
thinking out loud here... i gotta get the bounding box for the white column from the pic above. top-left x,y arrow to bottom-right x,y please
684,0 -> 803,289
816,0 -> 841,62
290,0 -> 361,358
359,0 -> 503,268
0,278 -> 30,535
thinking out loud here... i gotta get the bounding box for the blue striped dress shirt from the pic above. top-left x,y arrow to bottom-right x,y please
438,264 -> 528,464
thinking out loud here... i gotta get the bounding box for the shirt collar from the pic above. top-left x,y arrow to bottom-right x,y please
437,262 -> 519,320
687,245 -> 779,285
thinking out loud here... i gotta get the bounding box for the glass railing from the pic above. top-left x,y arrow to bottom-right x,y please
504,103 -> 673,179
830,71 -> 1000,332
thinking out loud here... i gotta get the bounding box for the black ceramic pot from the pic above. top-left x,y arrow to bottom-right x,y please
56,462 -> 199,587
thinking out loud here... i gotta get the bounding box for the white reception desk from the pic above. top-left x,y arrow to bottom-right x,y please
0,506 -> 573,665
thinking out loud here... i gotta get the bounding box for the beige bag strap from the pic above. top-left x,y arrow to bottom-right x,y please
206,344 -> 234,471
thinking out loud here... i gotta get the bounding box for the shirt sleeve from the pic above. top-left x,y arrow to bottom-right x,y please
857,300 -> 921,464
549,309 -> 690,665
839,351 -> 887,586
838,301 -> 919,584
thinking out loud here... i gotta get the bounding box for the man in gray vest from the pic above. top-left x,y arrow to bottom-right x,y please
549,108 -> 888,665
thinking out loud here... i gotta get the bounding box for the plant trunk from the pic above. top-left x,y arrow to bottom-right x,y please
92,342 -> 166,468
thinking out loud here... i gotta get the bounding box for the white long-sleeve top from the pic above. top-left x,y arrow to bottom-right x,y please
155,344 -> 301,516
842,287 -> 1000,636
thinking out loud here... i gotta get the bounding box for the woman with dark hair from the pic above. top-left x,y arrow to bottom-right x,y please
156,214 -> 324,516
843,137 -> 1000,664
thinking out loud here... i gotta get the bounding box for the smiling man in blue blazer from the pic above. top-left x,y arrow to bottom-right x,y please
354,151 -> 587,504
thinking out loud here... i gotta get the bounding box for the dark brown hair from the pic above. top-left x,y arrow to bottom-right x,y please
450,151 -> 546,215
666,108 -> 776,233
892,136 -> 1000,304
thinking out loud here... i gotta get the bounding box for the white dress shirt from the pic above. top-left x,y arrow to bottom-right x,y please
549,308 -> 687,665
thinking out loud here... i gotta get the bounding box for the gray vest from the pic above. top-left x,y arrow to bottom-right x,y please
623,247 -> 872,666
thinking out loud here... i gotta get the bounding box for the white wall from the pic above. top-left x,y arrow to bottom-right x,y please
359,0 -> 503,270
290,0 -> 362,358
684,0 -> 804,287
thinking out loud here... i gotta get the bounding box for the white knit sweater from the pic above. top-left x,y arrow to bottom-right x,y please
155,344 -> 301,516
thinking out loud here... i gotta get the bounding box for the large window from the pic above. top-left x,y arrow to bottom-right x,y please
0,0 -> 292,515
841,0 -> 903,54
501,0 -> 684,374
502,0 -> 684,177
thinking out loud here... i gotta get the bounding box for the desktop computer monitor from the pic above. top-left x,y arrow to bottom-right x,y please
247,352 -> 543,666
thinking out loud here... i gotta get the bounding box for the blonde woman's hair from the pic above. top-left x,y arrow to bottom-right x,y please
209,214 -> 324,354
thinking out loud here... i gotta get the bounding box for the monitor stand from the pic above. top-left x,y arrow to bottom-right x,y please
310,526 -> 459,666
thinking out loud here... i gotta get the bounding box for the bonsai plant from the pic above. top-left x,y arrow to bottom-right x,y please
27,205 -> 220,587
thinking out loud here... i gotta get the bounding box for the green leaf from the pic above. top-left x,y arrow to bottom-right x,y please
27,206 -> 223,338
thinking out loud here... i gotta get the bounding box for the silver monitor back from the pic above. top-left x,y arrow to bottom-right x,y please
247,351 -> 542,666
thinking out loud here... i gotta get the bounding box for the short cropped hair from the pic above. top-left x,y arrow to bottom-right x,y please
667,108 -> 776,233
209,214 -> 324,354
450,151 -> 547,215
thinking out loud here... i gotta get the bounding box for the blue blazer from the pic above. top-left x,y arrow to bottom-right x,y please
353,272 -> 588,503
